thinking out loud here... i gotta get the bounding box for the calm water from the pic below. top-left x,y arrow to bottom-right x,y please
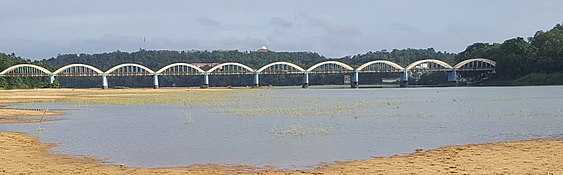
2,86 -> 563,169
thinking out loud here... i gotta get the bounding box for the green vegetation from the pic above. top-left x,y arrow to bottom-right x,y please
0,53 -> 51,89
513,73 -> 563,85
458,23 -> 563,85
1,22 -> 563,88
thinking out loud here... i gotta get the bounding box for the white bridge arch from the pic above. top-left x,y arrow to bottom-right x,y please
405,59 -> 453,70
105,63 -> 155,75
256,61 -> 306,73
207,62 -> 255,74
53,64 -> 104,76
0,64 -> 52,76
356,60 -> 405,72
306,61 -> 354,72
156,63 -> 205,75
454,58 -> 496,69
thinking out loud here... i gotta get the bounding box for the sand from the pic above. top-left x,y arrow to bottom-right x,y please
1,88 -> 562,174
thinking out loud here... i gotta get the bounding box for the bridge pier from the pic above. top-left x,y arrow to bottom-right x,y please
153,74 -> 159,89
102,74 -> 108,89
351,71 -> 359,88
49,74 -> 55,84
302,72 -> 309,88
400,70 -> 409,88
203,72 -> 209,87
253,72 -> 259,87
448,69 -> 457,86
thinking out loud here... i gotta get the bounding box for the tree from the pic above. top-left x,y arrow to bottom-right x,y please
494,37 -> 538,79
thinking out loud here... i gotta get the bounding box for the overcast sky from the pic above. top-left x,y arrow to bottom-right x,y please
1,0 -> 562,59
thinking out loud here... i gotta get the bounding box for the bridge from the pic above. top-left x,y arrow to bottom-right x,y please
0,58 -> 495,89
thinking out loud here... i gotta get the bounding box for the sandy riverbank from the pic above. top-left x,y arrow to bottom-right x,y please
1,88 -> 562,174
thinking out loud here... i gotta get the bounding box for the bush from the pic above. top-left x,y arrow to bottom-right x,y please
514,73 -> 563,85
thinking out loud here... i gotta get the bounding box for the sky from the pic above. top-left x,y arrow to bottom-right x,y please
1,0 -> 562,59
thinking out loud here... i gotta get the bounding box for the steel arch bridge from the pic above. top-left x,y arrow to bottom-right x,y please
0,58 -> 495,89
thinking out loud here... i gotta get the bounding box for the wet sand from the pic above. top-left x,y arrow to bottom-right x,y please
1,88 -> 562,174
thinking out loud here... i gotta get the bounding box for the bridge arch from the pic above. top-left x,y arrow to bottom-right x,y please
105,63 -> 155,75
207,62 -> 255,74
356,60 -> 404,72
52,64 -> 104,76
256,61 -> 305,73
0,64 -> 52,76
454,58 -> 496,69
405,59 -> 453,70
306,61 -> 354,72
156,63 -> 205,75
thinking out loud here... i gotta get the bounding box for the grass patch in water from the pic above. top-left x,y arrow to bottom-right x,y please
270,123 -> 330,137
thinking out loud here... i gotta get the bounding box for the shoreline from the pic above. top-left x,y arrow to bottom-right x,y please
1,88 -> 562,174
1,131 -> 561,174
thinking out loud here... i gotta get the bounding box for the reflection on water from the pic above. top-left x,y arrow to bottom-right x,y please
2,86 -> 563,169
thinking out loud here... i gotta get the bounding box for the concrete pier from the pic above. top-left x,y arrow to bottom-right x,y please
302,72 -> 309,88
203,72 -> 209,87
49,74 -> 55,84
153,74 -> 159,89
102,74 -> 108,89
400,70 -> 409,88
253,72 -> 259,87
448,69 -> 457,86
351,71 -> 359,88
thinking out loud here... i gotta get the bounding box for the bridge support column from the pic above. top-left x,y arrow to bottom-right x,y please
448,69 -> 457,86
302,72 -> 309,88
253,72 -> 259,87
49,74 -> 55,84
203,72 -> 209,87
400,70 -> 409,88
351,71 -> 359,88
153,74 -> 159,89
102,74 -> 108,89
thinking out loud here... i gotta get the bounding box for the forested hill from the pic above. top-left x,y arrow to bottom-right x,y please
42,48 -> 456,71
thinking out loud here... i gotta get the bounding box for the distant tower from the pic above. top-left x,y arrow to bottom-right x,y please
258,46 -> 270,52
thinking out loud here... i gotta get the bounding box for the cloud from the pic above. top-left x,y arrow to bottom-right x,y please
300,13 -> 362,37
196,17 -> 222,28
269,17 -> 294,29
389,22 -> 420,33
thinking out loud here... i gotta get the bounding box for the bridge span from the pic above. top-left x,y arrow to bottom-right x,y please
0,58 -> 495,89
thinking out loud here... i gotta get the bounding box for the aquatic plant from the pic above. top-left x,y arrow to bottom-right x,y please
36,108 -> 47,132
184,113 -> 193,124
270,123 -> 330,137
